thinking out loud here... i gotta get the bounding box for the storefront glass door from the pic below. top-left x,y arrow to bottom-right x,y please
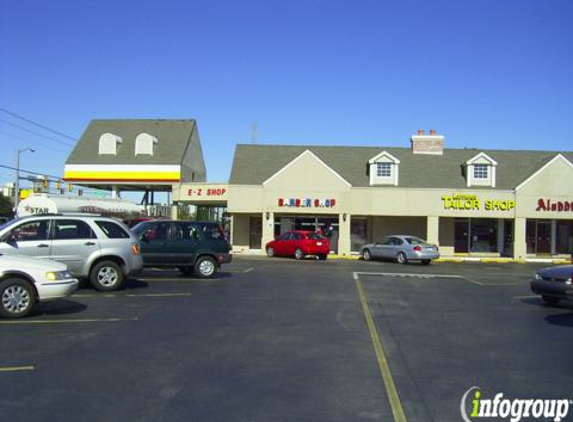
470,219 -> 497,253
526,220 -> 552,255
454,219 -> 469,253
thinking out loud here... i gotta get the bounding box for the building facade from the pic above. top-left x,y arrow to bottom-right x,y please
174,132 -> 573,259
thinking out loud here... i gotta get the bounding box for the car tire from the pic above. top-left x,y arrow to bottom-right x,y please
363,249 -> 372,261
178,266 -> 194,276
396,252 -> 408,264
0,278 -> 36,318
194,256 -> 217,279
542,295 -> 560,306
266,247 -> 275,257
421,259 -> 431,265
318,254 -> 328,260
90,260 -> 124,291
294,248 -> 304,260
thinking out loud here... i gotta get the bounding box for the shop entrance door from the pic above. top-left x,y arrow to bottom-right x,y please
249,216 -> 262,249
454,219 -> 469,253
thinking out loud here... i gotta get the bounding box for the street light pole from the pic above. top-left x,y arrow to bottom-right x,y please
14,148 -> 35,212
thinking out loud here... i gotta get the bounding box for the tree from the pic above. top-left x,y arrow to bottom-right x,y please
0,194 -> 14,217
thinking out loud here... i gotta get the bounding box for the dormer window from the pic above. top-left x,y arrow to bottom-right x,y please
465,152 -> 497,187
376,162 -> 392,178
98,133 -> 123,155
473,164 -> 488,179
135,133 -> 158,156
368,151 -> 400,186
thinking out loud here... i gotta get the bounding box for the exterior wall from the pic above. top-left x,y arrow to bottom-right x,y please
438,218 -> 455,256
371,216 -> 427,240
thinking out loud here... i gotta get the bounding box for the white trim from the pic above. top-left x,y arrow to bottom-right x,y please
262,149 -> 352,187
368,150 -> 401,164
515,154 -> 573,191
64,164 -> 181,172
466,152 -> 498,166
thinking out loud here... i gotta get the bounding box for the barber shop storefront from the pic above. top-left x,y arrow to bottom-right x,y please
173,132 -> 573,260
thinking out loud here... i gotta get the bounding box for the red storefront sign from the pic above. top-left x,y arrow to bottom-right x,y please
536,198 -> 573,212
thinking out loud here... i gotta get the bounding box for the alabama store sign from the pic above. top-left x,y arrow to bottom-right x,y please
536,198 -> 573,212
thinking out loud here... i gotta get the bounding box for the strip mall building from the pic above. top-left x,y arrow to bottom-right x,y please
176,131 -> 573,259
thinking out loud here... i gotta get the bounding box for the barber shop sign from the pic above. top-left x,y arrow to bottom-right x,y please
278,198 -> 336,208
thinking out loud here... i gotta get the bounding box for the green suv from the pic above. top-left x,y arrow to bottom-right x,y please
132,220 -> 232,278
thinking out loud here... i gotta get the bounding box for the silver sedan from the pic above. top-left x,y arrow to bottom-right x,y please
360,235 -> 440,265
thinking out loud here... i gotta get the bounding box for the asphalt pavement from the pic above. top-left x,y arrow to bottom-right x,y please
0,257 -> 571,422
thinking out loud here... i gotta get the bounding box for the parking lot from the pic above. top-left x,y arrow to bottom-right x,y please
1,257 -> 572,422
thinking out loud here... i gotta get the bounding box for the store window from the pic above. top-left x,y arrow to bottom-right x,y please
454,218 -> 498,253
351,218 -> 368,252
556,221 -> 573,255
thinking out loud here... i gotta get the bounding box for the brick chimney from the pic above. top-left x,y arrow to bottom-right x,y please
411,129 -> 444,155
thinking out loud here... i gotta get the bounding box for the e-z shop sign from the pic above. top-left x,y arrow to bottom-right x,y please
177,184 -> 229,202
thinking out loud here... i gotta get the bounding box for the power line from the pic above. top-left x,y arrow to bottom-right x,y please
0,129 -> 69,154
0,108 -> 78,143
0,118 -> 75,148
0,164 -> 62,181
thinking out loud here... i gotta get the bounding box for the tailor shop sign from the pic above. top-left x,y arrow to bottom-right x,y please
278,197 -> 337,208
441,193 -> 516,211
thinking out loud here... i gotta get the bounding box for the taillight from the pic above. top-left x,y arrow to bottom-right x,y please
132,243 -> 140,255
413,246 -> 422,252
567,275 -> 573,285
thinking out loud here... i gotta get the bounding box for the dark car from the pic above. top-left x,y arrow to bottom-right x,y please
132,220 -> 232,278
530,265 -> 573,306
265,230 -> 329,260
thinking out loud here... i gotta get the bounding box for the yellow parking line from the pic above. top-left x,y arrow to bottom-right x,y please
0,365 -> 35,372
355,278 -> 408,422
0,317 -> 139,325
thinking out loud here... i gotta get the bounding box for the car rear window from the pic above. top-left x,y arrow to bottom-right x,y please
405,236 -> 427,245
96,220 -> 130,239
307,233 -> 326,240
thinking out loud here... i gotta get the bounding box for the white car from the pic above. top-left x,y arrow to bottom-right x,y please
0,254 -> 78,318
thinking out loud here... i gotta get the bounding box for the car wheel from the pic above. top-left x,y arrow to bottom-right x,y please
266,247 -> 275,257
294,248 -> 304,260
318,254 -> 328,260
90,260 -> 124,291
396,252 -> 408,264
0,278 -> 36,318
194,256 -> 217,279
542,295 -> 560,306
363,249 -> 372,261
178,266 -> 194,276
421,259 -> 431,265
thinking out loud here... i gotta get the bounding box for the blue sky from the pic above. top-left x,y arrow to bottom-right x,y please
1,0 -> 572,198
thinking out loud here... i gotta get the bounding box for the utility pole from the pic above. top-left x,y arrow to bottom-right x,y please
14,148 -> 35,211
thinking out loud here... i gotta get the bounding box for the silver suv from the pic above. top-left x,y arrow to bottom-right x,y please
0,215 -> 143,291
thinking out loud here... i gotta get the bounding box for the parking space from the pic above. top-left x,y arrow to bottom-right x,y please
1,257 -> 572,422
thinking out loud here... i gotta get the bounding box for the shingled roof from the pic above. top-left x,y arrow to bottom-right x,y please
229,144 -> 573,189
66,119 -> 199,165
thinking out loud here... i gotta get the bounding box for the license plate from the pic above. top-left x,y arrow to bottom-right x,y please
317,242 -> 323,246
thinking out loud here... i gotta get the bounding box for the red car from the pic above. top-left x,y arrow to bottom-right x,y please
265,230 -> 330,260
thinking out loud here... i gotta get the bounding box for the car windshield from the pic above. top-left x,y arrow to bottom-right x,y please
405,236 -> 428,245
131,221 -> 152,235
0,218 -> 19,232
